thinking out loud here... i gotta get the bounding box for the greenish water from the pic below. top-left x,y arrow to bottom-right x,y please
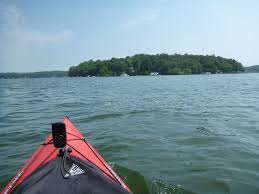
0,74 -> 259,194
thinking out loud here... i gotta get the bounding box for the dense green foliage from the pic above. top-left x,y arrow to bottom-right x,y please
0,71 -> 67,79
68,54 -> 244,77
245,65 -> 259,73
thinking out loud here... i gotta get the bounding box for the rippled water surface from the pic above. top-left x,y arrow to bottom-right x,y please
0,74 -> 259,194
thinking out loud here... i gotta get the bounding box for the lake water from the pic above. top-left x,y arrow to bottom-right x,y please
0,74 -> 259,194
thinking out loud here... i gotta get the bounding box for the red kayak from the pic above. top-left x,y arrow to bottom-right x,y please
2,116 -> 132,194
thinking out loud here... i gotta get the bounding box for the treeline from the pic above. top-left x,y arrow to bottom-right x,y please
68,54 -> 244,77
0,71 -> 68,79
245,65 -> 259,73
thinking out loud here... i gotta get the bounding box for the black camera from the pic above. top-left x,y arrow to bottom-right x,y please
52,122 -> 67,148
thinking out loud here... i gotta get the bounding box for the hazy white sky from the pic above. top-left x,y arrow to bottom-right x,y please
0,0 -> 258,72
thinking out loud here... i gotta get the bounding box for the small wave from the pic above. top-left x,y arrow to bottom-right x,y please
76,113 -> 123,123
127,110 -> 152,115
97,143 -> 131,154
126,109 -> 167,117
196,127 -> 215,134
57,102 -> 87,108
112,163 -> 196,194
150,179 -> 197,194
196,127 -> 236,137
75,110 -> 164,123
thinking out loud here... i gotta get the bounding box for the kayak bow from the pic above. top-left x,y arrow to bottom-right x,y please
2,116 -> 132,194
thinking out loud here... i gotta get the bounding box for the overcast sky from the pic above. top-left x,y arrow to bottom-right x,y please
0,0 -> 258,72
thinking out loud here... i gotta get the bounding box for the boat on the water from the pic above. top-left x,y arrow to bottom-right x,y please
1,116 -> 132,194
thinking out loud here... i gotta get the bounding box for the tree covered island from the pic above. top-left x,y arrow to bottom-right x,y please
68,54 -> 244,77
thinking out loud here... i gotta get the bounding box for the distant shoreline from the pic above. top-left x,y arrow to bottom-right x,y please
244,65 -> 259,73
1,71 -> 258,79
0,71 -> 67,79
1,58 -> 258,79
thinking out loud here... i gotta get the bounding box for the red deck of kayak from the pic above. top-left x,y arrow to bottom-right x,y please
2,116 -> 131,194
